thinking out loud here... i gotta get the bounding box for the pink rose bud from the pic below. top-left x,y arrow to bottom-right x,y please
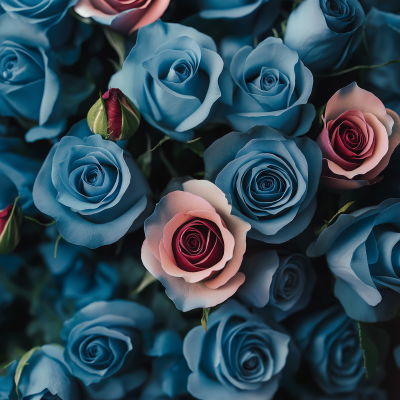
0,202 -> 21,255
87,88 -> 141,141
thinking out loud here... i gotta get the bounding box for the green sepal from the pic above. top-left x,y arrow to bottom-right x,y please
0,197 -> 22,255
87,91 -> 109,139
201,308 -> 211,332
119,97 -> 141,141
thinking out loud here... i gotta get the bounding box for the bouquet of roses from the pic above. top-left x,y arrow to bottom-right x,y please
0,0 -> 399,399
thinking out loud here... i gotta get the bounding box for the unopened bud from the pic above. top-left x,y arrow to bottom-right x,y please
87,88 -> 141,141
0,201 -> 22,254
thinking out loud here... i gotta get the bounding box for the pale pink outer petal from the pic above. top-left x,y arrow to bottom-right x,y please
111,0 -> 170,35
74,0 -> 170,35
183,180 -> 251,290
145,191 -> 216,262
362,109 -> 400,182
160,210 -> 235,283
74,0 -> 117,19
325,82 -> 394,135
141,240 -> 246,312
325,113 -> 389,179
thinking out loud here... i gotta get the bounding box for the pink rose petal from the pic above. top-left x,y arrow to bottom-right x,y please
326,113 -> 388,179
141,240 -> 246,312
145,191 -> 216,262
325,82 -> 394,135
362,109 -> 400,182
182,180 -> 251,290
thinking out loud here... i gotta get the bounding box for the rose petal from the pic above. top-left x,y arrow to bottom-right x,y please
183,180 -> 251,290
325,82 -> 394,135
362,109 -> 400,181
141,240 -> 246,312
144,191 -> 216,261
326,112 -> 389,179
159,210 -> 235,284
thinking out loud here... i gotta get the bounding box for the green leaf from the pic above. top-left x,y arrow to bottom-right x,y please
136,135 -> 152,179
159,149 -> 178,178
130,270 -> 157,296
185,138 -> 205,157
0,360 -> 15,375
358,322 -> 390,380
87,92 -> 108,137
102,28 -> 125,69
317,201 -> 355,235
315,57 -> 400,78
151,136 -> 170,152
201,308 -> 211,332
23,216 -> 56,227
15,347 -> 41,398
291,0 -> 304,11
107,58 -> 121,73
316,103 -> 326,127
54,234 -> 62,259
118,256 -> 146,290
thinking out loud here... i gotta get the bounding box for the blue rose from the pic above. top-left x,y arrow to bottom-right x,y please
109,19 -> 227,142
204,126 -> 322,243
33,120 -> 153,249
237,250 -> 316,321
184,0 -> 281,41
18,345 -> 82,400
0,35 -> 93,142
0,137 -> 42,215
183,299 -> 291,400
221,37 -> 314,136
360,0 -> 400,13
141,329 -> 190,400
364,8 -> 400,116
39,240 -> 119,309
307,198 -> 400,322
284,0 -> 365,73
0,361 -> 15,399
61,300 -> 154,400
293,305 -> 365,395
1,0 -> 77,27
0,11 -> 92,66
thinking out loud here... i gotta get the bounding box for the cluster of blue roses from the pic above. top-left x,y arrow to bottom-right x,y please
1,0 -> 400,399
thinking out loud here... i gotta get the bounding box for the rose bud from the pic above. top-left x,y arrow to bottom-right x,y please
0,202 -> 22,254
87,88 -> 141,141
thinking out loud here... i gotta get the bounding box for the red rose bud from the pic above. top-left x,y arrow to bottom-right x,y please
0,201 -> 22,255
87,88 -> 141,141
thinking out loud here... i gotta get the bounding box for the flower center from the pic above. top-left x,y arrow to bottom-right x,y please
172,218 -> 224,271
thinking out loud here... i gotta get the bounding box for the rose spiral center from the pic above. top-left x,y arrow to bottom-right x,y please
172,218 -> 224,272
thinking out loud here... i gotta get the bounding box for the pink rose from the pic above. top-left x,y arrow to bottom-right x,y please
316,82 -> 400,190
141,180 -> 251,311
74,0 -> 170,35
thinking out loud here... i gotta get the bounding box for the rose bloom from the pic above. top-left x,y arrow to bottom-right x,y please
141,180 -> 251,311
74,0 -> 170,35
317,82 -> 400,190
